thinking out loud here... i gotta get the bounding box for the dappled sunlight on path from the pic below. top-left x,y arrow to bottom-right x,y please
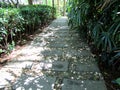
0,17 -> 107,90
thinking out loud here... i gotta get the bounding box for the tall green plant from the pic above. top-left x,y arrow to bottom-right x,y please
68,0 -> 120,69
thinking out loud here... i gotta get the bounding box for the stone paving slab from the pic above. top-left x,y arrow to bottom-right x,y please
62,79 -> 107,90
44,71 -> 103,81
4,61 -> 33,69
49,28 -> 69,31
69,71 -> 103,80
49,33 -> 80,37
70,42 -> 88,48
43,55 -> 66,61
32,61 -> 68,72
44,39 -> 81,45
39,49 -> 63,56
49,31 -> 70,35
48,41 -> 69,46
43,37 -> 82,42
38,33 -> 71,38
31,41 -> 48,47
46,43 -> 70,48
13,74 -> 56,90
12,56 -> 44,61
68,56 -> 96,64
75,63 -> 100,72
38,35 -> 80,39
64,49 -> 92,56
40,33 -> 79,37
43,38 -> 66,42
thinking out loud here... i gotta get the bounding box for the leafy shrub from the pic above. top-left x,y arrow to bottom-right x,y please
68,0 -> 120,70
0,5 -> 56,54
0,8 -> 24,53
19,5 -> 56,33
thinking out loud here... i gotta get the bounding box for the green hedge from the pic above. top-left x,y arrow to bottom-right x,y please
0,5 -> 56,53
20,5 -> 56,33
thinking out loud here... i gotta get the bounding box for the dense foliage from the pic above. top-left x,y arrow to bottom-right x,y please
0,8 -> 23,53
0,5 -> 56,54
20,5 -> 56,33
68,0 -> 120,70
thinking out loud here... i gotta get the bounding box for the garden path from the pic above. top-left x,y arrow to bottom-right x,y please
0,17 -> 107,90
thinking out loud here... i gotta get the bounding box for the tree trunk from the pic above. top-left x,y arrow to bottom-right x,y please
63,0 -> 66,16
52,0 -> 55,18
46,0 -> 47,5
28,0 -> 33,5
57,0 -> 59,14
52,0 -> 54,8
7,0 -> 19,8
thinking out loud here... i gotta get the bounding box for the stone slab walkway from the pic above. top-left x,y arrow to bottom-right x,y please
0,17 -> 107,90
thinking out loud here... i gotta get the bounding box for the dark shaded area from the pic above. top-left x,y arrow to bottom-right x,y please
98,60 -> 120,90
